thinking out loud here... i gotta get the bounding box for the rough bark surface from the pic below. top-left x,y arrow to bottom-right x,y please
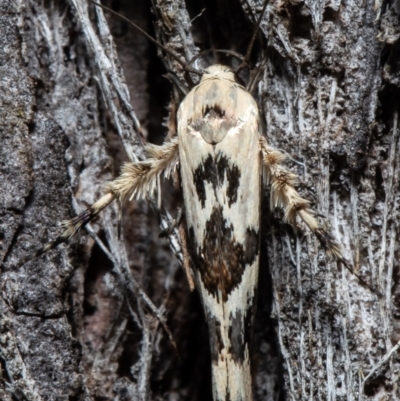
0,0 -> 399,400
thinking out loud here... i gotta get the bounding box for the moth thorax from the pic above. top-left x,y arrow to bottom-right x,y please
201,64 -> 236,83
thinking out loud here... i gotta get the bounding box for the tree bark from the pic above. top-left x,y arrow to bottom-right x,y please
1,0 -> 399,400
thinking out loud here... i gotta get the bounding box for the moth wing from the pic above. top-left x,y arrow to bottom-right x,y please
178,77 -> 261,401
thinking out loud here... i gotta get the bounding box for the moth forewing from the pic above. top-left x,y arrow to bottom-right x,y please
178,65 -> 261,401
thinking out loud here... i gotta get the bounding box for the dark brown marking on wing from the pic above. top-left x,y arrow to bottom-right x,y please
193,154 -> 216,208
228,309 -> 244,362
228,294 -> 256,364
192,153 -> 241,208
225,388 -> 232,401
188,206 -> 259,301
244,227 -> 259,265
216,154 -> 241,206
206,313 -> 225,363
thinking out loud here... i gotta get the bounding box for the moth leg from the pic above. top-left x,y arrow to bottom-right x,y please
178,223 -> 196,291
159,207 -> 183,238
259,136 -> 337,252
62,138 -> 179,240
259,136 -> 381,295
19,138 -> 180,266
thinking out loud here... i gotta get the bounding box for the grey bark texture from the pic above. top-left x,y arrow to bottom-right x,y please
0,0 -> 399,400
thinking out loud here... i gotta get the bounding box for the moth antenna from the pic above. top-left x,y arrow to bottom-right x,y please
236,0 -> 269,71
259,136 -> 382,297
87,0 -> 202,76
188,49 -> 247,69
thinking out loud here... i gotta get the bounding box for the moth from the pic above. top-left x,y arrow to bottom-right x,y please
65,66 -> 349,401
20,1 -> 377,401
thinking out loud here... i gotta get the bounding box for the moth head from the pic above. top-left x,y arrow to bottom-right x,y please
200,65 -> 236,83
